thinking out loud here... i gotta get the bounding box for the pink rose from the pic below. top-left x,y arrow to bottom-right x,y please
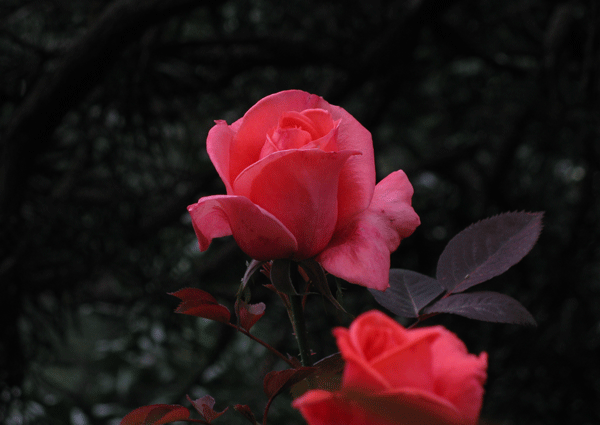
187,90 -> 420,290
293,311 -> 488,425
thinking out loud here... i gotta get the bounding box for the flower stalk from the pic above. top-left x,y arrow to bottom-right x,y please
289,294 -> 312,367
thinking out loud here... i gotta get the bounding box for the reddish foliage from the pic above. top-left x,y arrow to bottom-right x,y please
233,404 -> 258,425
186,395 -> 228,423
235,299 -> 266,331
169,288 -> 231,323
120,404 -> 190,425
263,367 -> 316,399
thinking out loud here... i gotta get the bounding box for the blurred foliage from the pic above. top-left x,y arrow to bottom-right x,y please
1,0 -> 599,424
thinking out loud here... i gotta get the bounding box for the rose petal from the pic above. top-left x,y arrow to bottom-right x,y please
277,110 -> 331,140
354,387 -> 463,425
187,195 -> 298,261
293,387 -> 462,425
228,90 -> 327,182
344,311 -> 409,359
206,120 -> 235,194
333,326 -> 393,392
299,119 -> 340,154
318,170 -> 420,290
430,330 -> 488,425
334,312 -> 440,391
298,109 -> 336,137
324,103 -> 376,227
332,312 -> 405,391
293,390 -> 395,425
368,335 -> 436,390
233,149 -> 359,259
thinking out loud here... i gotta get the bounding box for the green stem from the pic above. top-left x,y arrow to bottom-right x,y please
289,294 -> 312,366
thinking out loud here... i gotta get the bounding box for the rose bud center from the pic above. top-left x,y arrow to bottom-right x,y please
260,109 -> 339,158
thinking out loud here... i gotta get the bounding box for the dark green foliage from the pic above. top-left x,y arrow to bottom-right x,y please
1,0 -> 599,424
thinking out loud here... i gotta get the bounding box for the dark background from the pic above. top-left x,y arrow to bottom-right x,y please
1,0 -> 599,424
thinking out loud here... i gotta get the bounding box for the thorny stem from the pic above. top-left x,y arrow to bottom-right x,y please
226,323 -> 295,368
289,294 -> 312,367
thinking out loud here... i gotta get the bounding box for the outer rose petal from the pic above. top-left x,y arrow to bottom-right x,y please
320,103 -> 375,227
317,170 -> 420,290
349,388 -> 463,425
430,330 -> 488,425
233,149 -> 359,260
187,195 -> 298,261
293,388 -> 462,425
206,120 -> 235,194
293,390 -> 396,425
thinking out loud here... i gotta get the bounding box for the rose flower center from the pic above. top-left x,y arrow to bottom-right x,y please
259,109 -> 337,159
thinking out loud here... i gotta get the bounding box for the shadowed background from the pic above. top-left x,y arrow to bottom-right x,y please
1,0 -> 599,424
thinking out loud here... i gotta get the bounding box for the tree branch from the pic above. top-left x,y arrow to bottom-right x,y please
1,0 -> 207,217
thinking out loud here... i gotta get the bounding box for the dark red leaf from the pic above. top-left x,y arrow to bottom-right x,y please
436,212 -> 543,293
169,288 -> 231,323
186,395 -> 228,423
235,299 -> 266,331
177,303 -> 231,323
290,352 -> 345,398
233,405 -> 258,425
263,367 -> 316,399
263,367 -> 315,425
311,352 -> 345,376
120,404 -> 190,425
369,269 -> 444,318
423,291 -> 537,325
170,288 -> 218,304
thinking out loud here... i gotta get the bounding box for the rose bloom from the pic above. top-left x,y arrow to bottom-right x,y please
188,90 -> 420,290
293,311 -> 488,425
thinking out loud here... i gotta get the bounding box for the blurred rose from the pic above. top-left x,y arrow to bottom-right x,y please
293,310 -> 488,425
188,90 -> 419,290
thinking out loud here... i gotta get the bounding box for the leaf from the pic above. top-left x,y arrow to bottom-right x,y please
263,366 -> 315,424
235,299 -> 266,331
269,259 -> 298,295
311,352 -> 345,378
436,212 -> 543,293
263,367 -> 316,399
120,404 -> 190,425
290,352 -> 345,398
423,291 -> 537,325
186,395 -> 228,423
240,260 -> 265,294
299,259 -> 346,312
169,288 -> 231,323
369,269 -> 444,318
233,405 -> 258,425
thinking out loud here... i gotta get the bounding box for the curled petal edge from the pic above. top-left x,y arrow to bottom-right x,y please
187,195 -> 298,261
